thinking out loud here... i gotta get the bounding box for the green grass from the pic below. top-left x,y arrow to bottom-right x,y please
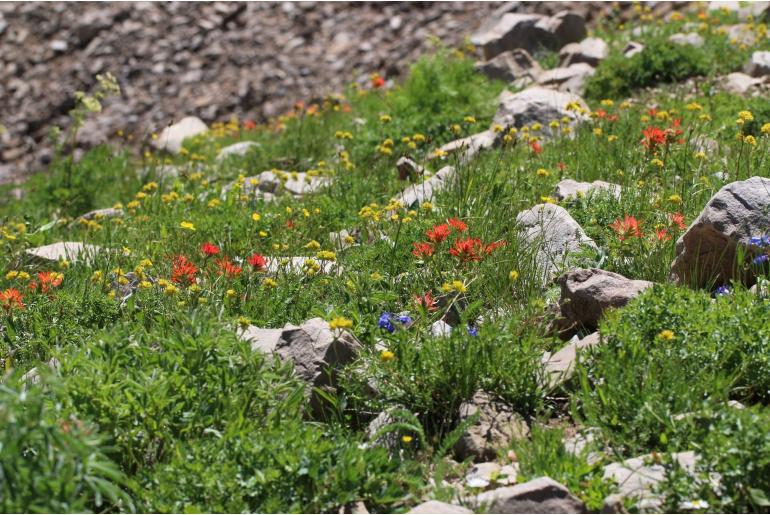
2,10 -> 770,512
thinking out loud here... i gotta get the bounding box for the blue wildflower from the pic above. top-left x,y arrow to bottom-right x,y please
715,285 -> 731,296
378,312 -> 395,333
749,235 -> 770,248
753,254 -> 769,266
397,313 -> 413,326
467,325 -> 478,337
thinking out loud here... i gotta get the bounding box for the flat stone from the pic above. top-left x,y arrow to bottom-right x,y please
722,72 -> 763,94
542,332 -> 601,388
623,41 -> 644,58
26,241 -> 102,264
493,87 -> 589,133
553,179 -> 621,201
536,63 -> 595,95
216,141 -> 260,161
73,207 -> 124,224
407,501 -> 472,514
153,116 -> 208,154
559,37 -> 608,67
394,165 -> 457,208
473,476 -> 585,513
668,32 -> 704,47
437,130 -> 497,164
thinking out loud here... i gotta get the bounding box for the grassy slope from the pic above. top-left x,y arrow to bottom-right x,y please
1,6 -> 770,513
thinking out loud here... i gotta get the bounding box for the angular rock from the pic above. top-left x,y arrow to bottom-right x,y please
26,241 -> 102,264
437,131 -> 497,164
623,41 -> 644,58
73,207 -> 124,225
557,269 -> 653,330
542,332 -> 601,388
722,72 -> 764,94
603,451 -> 699,512
553,179 -> 621,201
516,204 -> 598,286
493,87 -> 589,133
671,176 -> 770,288
407,501 -> 472,514
430,320 -> 453,338
393,165 -> 456,208
237,317 -> 361,416
153,116 -> 208,154
454,391 -> 529,462
475,48 -> 542,83
471,11 -> 586,60
668,32 -> 704,47
745,50 -> 770,77
216,141 -> 260,161
466,462 -> 502,489
473,477 -> 585,513
559,37 -> 608,67
536,63 -> 595,95
396,156 -> 426,181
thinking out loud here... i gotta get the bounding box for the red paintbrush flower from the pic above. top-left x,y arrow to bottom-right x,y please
529,140 -> 543,154
447,218 -> 468,232
641,126 -> 666,151
484,240 -> 507,253
412,242 -> 434,258
609,215 -> 643,241
655,228 -> 671,242
427,223 -> 451,243
247,253 -> 267,271
215,256 -> 242,278
171,255 -> 198,285
414,291 -> 438,312
371,74 -> 385,88
671,212 -> 687,230
0,288 -> 24,311
37,271 -> 63,293
201,242 -> 220,257
449,237 -> 484,262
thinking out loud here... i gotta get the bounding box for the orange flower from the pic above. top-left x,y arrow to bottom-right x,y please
426,224 -> 451,243
609,215 -> 643,240
37,272 -> 63,293
411,242 -> 434,258
0,288 -> 24,311
215,256 -> 242,278
671,212 -> 687,230
447,218 -> 468,232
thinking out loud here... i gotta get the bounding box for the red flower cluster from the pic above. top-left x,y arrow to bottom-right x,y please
412,219 -> 505,262
529,140 -> 543,155
0,288 -> 24,311
449,237 -> 507,262
641,120 -> 684,152
201,242 -> 221,257
171,255 -> 198,285
371,74 -> 385,88
36,272 -> 63,293
412,242 -> 434,258
609,215 -> 644,240
247,253 -> 267,271
426,224 -> 451,243
414,291 -> 438,312
215,257 -> 243,278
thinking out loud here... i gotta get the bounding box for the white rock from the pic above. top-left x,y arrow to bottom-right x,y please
745,51 -> 770,77
553,179 -> 621,201
216,141 -> 260,161
668,32 -> 705,47
493,87 -> 589,133
26,241 -> 102,264
153,116 -> 208,154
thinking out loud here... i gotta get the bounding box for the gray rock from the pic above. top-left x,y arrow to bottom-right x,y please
20,357 -> 61,388
708,1 -> 770,21
493,87 -> 588,133
471,11 -> 586,60
408,501 -> 472,514
668,32 -> 704,47
542,332 -> 601,388
26,241 -> 102,264
329,229 -> 357,250
396,156 -> 426,181
553,179 -> 621,201
394,165 -> 456,208
603,451 -> 699,512
536,63 -> 595,95
264,256 -> 340,276
430,320 -> 453,338
745,51 -> 770,77
437,130 -> 497,164
722,72 -> 764,94
557,269 -> 653,330
231,170 -> 331,198
623,41 -> 644,58
473,476 -> 585,513
516,204 -> 598,286
216,141 -> 260,161
466,462 -> 502,489
559,37 -> 608,67
73,207 -> 124,225
475,48 -> 542,83
671,176 -> 770,288
725,24 -> 756,46
238,317 -> 361,416
153,116 -> 208,154
366,407 -> 412,451
563,428 -> 603,465
454,391 -> 529,462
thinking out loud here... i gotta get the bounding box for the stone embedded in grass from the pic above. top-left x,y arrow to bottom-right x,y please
472,476 -> 585,514
216,141 -> 260,161
237,317 -> 361,417
623,41 -> 644,58
516,203 -> 598,287
231,170 -> 331,198
453,391 -> 529,463
20,357 -> 61,389
265,256 -> 341,276
407,501 -> 472,514
553,179 -> 621,201
475,48 -> 542,84
435,131 -> 497,164
393,165 -> 456,208
602,451 -> 702,512
668,32 -> 705,47
559,37 -> 608,67
536,62 -> 595,95
671,176 -> 770,288
724,24 -> 757,46
26,241 -> 102,264
542,331 -> 601,389
492,87 -> 589,135
430,320 -> 453,338
722,72 -> 765,95
152,116 -> 208,154
557,268 -> 653,331
708,1 -> 770,21
745,50 -> 770,77
72,207 -> 124,225
471,11 -> 586,61
396,156 -> 426,181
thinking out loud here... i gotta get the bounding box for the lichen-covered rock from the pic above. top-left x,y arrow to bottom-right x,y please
454,391 -> 529,462
671,176 -> 770,288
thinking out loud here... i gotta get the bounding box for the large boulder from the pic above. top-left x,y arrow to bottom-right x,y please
472,11 -> 586,60
671,177 -> 770,288
475,48 -> 543,84
153,116 -> 208,154
557,269 -> 653,330
516,204 -> 598,286
553,179 -> 621,201
237,318 -> 361,416
559,37 -> 608,67
745,51 -> 770,77
26,241 -> 102,264
454,391 -> 529,462
493,87 -> 588,133
473,477 -> 585,513
536,63 -> 595,95
394,165 -> 457,208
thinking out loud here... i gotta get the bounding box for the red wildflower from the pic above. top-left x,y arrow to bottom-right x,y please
557,162 -> 567,171
414,291 -> 438,312
171,255 -> 198,285
286,219 -> 295,229
247,253 -> 267,271
449,237 -> 484,262
0,288 -> 24,311
609,215 -> 644,240
447,218 -> 468,232
426,224 -> 451,243
529,140 -> 543,154
371,74 -> 385,88
215,256 -> 243,278
37,272 -> 63,293
484,240 -> 507,253
655,228 -> 671,242
411,242 -> 434,258
201,242 -> 220,257
607,114 -> 619,123
243,119 -> 257,130
647,107 -> 658,117
641,126 -> 666,151
671,212 -> 687,230
595,109 -> 607,119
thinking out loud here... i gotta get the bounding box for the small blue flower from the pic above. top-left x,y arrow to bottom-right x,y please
715,285 -> 731,296
397,313 -> 413,326
753,254 -> 769,266
378,312 -> 395,333
467,325 -> 478,337
750,236 -> 763,247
